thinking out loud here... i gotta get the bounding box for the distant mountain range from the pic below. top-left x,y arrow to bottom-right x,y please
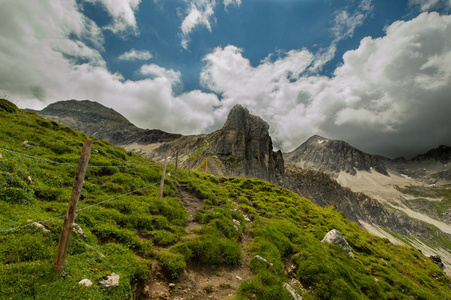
284,134 -> 450,182
33,99 -> 451,273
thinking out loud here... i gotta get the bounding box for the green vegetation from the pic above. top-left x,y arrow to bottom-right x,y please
0,99 -> 450,299
397,184 -> 451,215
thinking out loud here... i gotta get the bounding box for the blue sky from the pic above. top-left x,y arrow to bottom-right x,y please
0,0 -> 450,158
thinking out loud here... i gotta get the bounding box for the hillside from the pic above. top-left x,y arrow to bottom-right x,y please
2,98 -> 451,299
33,99 -> 451,273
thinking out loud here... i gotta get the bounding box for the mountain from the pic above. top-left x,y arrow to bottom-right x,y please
34,100 -> 182,145
285,134 -> 451,268
284,134 -> 451,182
34,99 -> 451,272
36,101 -> 284,184
284,135 -> 388,176
2,98 -> 451,299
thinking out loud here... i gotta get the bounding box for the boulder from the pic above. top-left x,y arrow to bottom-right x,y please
321,229 -> 355,258
99,272 -> 120,288
78,279 -> 92,287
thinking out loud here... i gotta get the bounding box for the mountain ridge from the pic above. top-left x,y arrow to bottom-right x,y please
33,99 -> 451,272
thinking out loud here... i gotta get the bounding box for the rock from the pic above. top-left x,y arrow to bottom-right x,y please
254,255 -> 273,266
99,273 -> 120,287
33,222 -> 50,233
430,255 -> 445,271
283,283 -> 303,300
72,223 -> 87,239
22,140 -> 33,149
321,229 -> 355,258
233,219 -> 240,226
78,279 -> 92,287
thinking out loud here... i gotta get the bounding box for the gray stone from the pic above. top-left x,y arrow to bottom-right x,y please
283,283 -> 302,300
254,255 -> 273,266
99,273 -> 120,288
78,279 -> 92,287
321,229 -> 355,258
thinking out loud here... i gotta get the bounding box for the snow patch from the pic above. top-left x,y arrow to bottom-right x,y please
318,139 -> 328,144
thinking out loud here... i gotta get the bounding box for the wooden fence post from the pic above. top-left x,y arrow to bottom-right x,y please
158,157 -> 169,201
54,139 -> 92,272
174,151 -> 179,180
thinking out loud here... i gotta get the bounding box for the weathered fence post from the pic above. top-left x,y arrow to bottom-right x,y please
54,139 -> 92,272
158,157 -> 169,201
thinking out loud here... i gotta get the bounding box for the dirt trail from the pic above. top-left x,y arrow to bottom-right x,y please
141,187 -> 254,299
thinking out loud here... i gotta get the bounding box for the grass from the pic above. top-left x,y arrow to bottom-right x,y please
397,184 -> 451,215
0,99 -> 450,299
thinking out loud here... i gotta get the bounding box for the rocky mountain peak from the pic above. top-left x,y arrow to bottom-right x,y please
412,145 -> 451,164
285,135 -> 388,176
223,104 -> 269,132
209,104 -> 283,183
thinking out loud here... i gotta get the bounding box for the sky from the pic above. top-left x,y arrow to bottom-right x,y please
0,0 -> 450,159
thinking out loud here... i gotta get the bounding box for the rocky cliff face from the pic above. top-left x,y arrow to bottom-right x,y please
209,105 -> 284,183
284,135 -> 388,176
137,105 -> 285,184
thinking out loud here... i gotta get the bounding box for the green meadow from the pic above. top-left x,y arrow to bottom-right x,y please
0,99 -> 450,299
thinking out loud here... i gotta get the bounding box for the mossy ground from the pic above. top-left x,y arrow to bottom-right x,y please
0,99 -> 450,299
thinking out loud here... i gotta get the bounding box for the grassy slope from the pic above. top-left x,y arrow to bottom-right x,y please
0,99 -> 450,299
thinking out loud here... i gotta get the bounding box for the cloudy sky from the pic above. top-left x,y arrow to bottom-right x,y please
1,0 -> 450,158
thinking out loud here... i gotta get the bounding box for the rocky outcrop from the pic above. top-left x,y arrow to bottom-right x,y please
284,135 -> 388,176
209,105 -> 284,183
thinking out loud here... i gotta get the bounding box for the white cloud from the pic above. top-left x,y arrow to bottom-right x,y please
0,0 -> 220,135
331,0 -> 372,41
312,0 -> 373,71
118,49 -> 152,61
409,0 -> 451,12
201,12 -> 451,158
179,0 -> 242,49
223,0 -> 242,9
139,64 -> 182,86
84,0 -> 142,34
